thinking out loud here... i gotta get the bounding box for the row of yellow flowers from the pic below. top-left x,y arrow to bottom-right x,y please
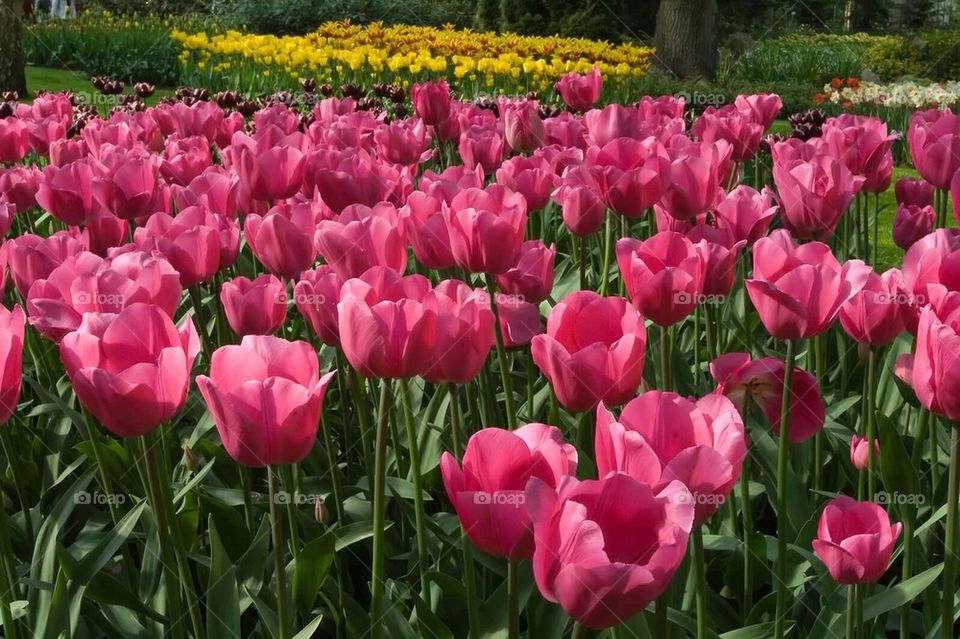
172,21 -> 655,96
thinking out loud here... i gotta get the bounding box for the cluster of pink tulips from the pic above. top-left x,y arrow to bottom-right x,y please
0,64 -> 958,639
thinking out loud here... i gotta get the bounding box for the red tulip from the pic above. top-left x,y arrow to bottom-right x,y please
197,335 -> 335,467
849,435 -> 879,471
443,184 -> 527,274
812,496 -> 901,584
36,159 -> 99,227
0,305 -> 25,423
554,65 -> 602,112
710,351 -> 825,442
531,291 -> 645,412
892,204 -> 934,251
221,274 -> 287,336
337,266 -> 436,379
441,423 -> 577,559
616,231 -> 706,326
26,250 -> 181,342
772,153 -> 864,241
294,266 -> 342,347
421,280 -> 495,384
589,137 -> 671,217
595,391 -> 746,524
908,108 -> 960,189
895,177 -> 934,208
496,240 -> 555,304
244,200 -> 321,279
839,268 -> 906,346
526,473 -> 693,629
133,205 -> 222,287
746,230 -> 870,340
315,202 -> 407,280
410,79 -> 452,126
59,303 -> 199,438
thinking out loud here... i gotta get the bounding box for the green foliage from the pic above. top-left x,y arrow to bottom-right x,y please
860,28 -> 960,81
635,73 -> 815,116
721,34 -> 871,85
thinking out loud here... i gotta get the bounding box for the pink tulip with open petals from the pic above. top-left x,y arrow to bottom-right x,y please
36,159 -> 99,227
746,230 -> 870,340
711,351 -> 825,442
221,274 -> 287,336
496,240 -> 555,304
443,185 -> 527,274
59,303 -> 199,438
898,285 -> 960,420
197,335 -> 335,467
812,496 -> 901,584
687,224 -> 746,297
589,137 -> 671,218
617,231 -> 706,326
657,139 -> 730,220
715,185 -> 778,246
495,153 -> 557,212
133,205 -> 222,287
734,93 -> 783,129
839,268 -> 906,346
374,118 -> 433,166
554,65 -> 602,112
7,230 -> 87,296
907,108 -> 960,189
772,153 -> 865,241
315,202 -> 407,280
421,279 -> 495,384
92,147 -> 163,220
822,114 -> 897,193
692,105 -> 765,162
244,200 -> 321,279
526,472 -> 693,629
531,291 -> 645,412
441,423 -> 577,560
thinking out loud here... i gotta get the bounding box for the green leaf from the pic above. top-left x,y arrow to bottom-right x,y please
207,516 -> 241,638
720,622 -> 778,639
292,614 -> 325,639
292,534 -> 335,614
862,564 -> 943,620
72,501 -> 146,585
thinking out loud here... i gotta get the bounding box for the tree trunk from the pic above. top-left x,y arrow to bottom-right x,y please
653,0 -> 718,81
0,0 -> 27,96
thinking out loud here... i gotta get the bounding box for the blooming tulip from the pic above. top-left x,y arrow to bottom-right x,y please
440,423 -> 577,559
35,159 -> 99,227
734,93 -> 783,129
315,202 -> 407,280
589,137 -> 671,217
554,65 -> 602,112
812,496 -> 901,584
443,185 -> 527,274
374,118 -> 433,166
839,268 -> 906,346
908,108 -> 960,189
7,230 -> 87,296
0,305 -> 25,423
657,140 -> 730,220
772,154 -> 864,240
495,240 -> 555,304
693,105 -> 765,162
895,177 -> 935,208
495,153 -> 556,212
197,335 -> 335,467
892,204 -> 934,251
221,274 -> 287,336
92,147 -> 163,220
531,291 -> 645,412
294,266 -> 342,347
59,303 -> 199,438
244,200 -> 321,279
821,114 -> 897,193
420,280 -> 495,384
552,164 -> 606,237
133,205 -> 221,287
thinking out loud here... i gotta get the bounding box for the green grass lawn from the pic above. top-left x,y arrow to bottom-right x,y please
25,65 -> 174,109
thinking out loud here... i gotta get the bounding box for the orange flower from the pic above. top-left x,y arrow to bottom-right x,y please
830,77 -> 843,89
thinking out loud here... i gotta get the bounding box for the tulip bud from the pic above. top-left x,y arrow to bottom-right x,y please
314,498 -> 329,525
182,443 -> 199,472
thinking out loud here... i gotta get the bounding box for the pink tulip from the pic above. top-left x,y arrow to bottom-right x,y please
839,268 -> 906,346
715,185 -> 778,245
410,79 -> 452,126
617,231 -> 706,326
236,142 -> 305,202
898,285 -> 960,420
244,200 -> 321,279
84,208 -> 129,256
692,105 -> 765,162
595,391 -> 746,524
746,230 -> 870,339
172,167 -> 239,218
822,115 -> 897,193
772,153 -> 865,240
531,291 -> 645,412
892,204 -> 934,251
0,198 -> 14,237
0,166 -> 41,213
953,170 -> 960,225
908,108 -> 960,189
59,303 -> 199,438
26,250 -> 181,342
543,111 -> 589,149
419,164 -> 485,204
636,95 -> 686,122
500,99 -> 544,153
337,266 -> 436,379
711,352 -> 825,442
894,228 -> 960,334
657,140 -> 730,220
315,202 -> 407,280
495,153 -> 557,212
583,104 -> 648,148
552,164 -> 606,236
554,65 -> 602,112
687,224 -> 746,297
849,435 -> 879,471
496,240 -> 555,304
0,117 -> 28,163
734,93 -> 783,129
197,335 -> 335,467
49,137 -> 88,167
375,118 -> 433,166
443,185 -> 527,274
304,148 -> 412,213
36,159 -> 99,226
812,496 -> 901,584
294,266 -> 342,347
7,230 -> 87,296
221,274 -> 287,336
895,177 -> 935,208
133,205 -> 221,287
401,192 -> 456,270
589,137 -> 671,217
25,115 -> 68,156
421,280 -> 495,384
441,423 -> 577,559
458,124 -> 507,175
160,135 -> 213,186
92,148 -> 163,220
497,297 -> 544,348
0,305 -> 25,423
526,473 -> 693,629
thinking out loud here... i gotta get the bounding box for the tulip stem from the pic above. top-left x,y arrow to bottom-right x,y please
571,620 -> 587,639
319,403 -> 345,524
279,465 -> 300,561
846,584 -> 856,639
899,513 -> 914,639
188,285 -> 214,363
599,211 -> 612,296
774,338 -> 797,639
577,236 -> 587,290
448,385 -> 480,639
866,348 -> 877,500
342,356 -> 375,490
508,560 -> 520,639
941,426 -> 960,639
741,457 -> 753,611
369,380 -> 392,639
0,485 -> 20,639
268,465 -> 291,639
692,526 -> 707,639
660,326 -> 672,392
485,278 -> 518,429
398,377 -> 429,589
